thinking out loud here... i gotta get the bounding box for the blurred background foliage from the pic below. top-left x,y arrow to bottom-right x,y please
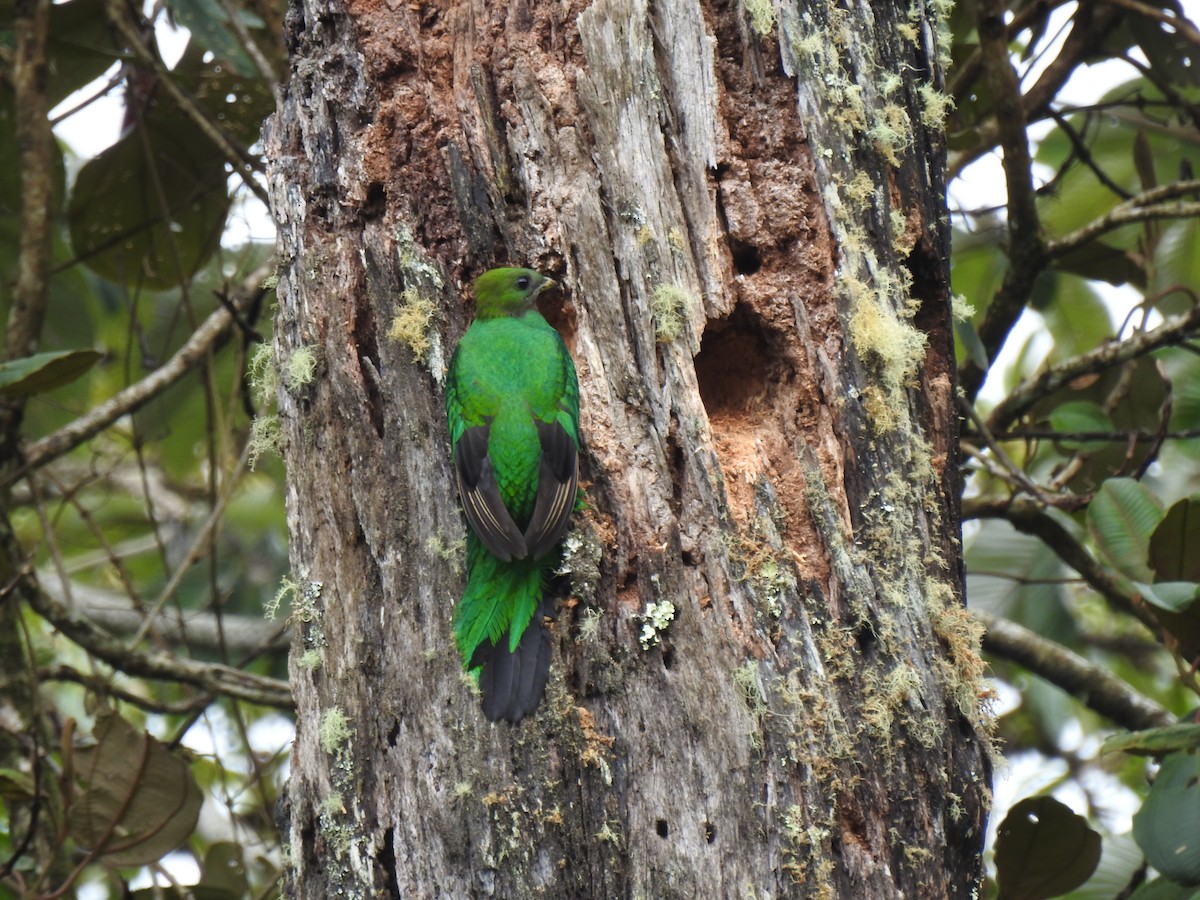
2,0 -> 1200,897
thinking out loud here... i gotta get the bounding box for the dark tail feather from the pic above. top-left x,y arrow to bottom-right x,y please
471,609 -> 552,723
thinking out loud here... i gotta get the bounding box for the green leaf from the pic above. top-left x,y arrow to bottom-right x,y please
1087,478 -> 1164,584
954,316 -> 988,369
1150,498 -> 1200,583
0,349 -> 102,398
0,766 -> 36,802
995,795 -> 1102,900
1053,240 -> 1146,288
1063,830 -> 1146,900
1127,877 -> 1200,900
1133,752 -> 1200,885
46,0 -> 127,108
165,0 -> 263,78
1136,581 -> 1200,614
1048,401 -> 1113,448
67,108 -> 230,290
1102,724 -> 1200,758
68,707 -> 203,867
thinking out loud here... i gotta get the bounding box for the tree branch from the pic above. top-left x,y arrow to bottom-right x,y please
960,0 -> 1047,402
1048,186 -> 1200,257
1103,0 -> 1200,49
9,261 -> 273,487
985,303 -> 1200,432
975,610 -> 1173,732
41,575 -> 290,655
19,573 -> 292,709
38,666 -> 218,716
5,0 -> 53,366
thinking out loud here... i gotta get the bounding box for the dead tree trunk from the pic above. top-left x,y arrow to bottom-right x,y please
265,0 -> 992,896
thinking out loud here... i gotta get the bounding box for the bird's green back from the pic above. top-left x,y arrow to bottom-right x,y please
446,313 -> 578,524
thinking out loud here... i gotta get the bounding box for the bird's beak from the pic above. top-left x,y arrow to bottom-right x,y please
538,277 -> 557,296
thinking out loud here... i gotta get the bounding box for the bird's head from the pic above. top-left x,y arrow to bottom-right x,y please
472,267 -> 555,319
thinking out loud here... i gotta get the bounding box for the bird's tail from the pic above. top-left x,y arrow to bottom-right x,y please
469,601 -> 552,722
454,536 -> 554,722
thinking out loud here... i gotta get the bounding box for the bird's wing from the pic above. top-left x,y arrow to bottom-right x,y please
453,424 -> 527,562
523,418 -> 578,560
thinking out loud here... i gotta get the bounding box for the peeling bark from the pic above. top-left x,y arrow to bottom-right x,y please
266,0 -> 992,897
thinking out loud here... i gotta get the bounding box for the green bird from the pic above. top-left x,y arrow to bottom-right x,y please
444,267 -> 580,722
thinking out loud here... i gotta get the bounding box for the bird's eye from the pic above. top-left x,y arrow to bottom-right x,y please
516,276 -> 531,290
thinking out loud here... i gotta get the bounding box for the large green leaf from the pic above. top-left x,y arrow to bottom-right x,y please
1060,830 -> 1145,900
1133,752 -> 1200,885
0,349 -> 102,399
1136,582 -> 1200,615
68,708 -> 203,867
1087,478 -> 1164,584
1053,239 -> 1146,288
166,0 -> 265,78
1127,878 -> 1200,900
1150,497 -> 1200,583
168,40 -> 277,148
995,795 -> 1102,900
46,0 -> 126,108
1049,400 -> 1113,449
67,107 -> 230,290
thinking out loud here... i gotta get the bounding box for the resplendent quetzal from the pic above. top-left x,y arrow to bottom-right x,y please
444,268 -> 580,722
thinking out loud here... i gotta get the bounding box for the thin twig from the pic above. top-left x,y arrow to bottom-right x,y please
1047,109 -> 1134,200
38,666 -> 215,716
1049,198 -> 1200,257
959,397 -> 1054,504
971,427 -> 1200,442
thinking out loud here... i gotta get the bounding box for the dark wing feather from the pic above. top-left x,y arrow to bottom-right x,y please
471,608 -> 553,723
453,424 -> 527,562
524,419 -> 578,560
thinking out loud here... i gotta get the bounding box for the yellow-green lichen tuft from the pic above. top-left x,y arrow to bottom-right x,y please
248,342 -> 279,405
283,345 -> 318,391
651,283 -> 692,343
951,293 -> 975,322
638,599 -> 676,649
744,0 -> 776,36
388,288 -> 438,362
247,414 -> 281,470
265,576 -> 298,620
845,275 -> 927,418
917,83 -> 955,130
868,103 -> 912,166
319,707 -> 352,756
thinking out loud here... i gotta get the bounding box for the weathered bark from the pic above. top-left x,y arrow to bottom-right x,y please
266,0 -> 992,896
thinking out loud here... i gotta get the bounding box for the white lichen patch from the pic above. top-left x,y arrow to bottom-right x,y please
638,600 -> 676,649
